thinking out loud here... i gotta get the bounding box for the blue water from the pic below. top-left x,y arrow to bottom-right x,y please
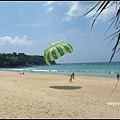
1,61 -> 120,78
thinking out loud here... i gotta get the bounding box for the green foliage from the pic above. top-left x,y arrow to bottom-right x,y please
82,1 -> 120,64
0,52 -> 56,68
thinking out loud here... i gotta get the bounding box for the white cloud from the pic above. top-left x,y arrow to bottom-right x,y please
63,2 -> 91,22
63,16 -> 72,22
44,1 -> 54,13
43,1 -> 54,6
44,1 -> 116,22
86,3 -> 117,22
97,5 -> 116,22
47,6 -> 54,12
0,35 -> 33,46
63,1 -> 117,22
66,2 -> 80,17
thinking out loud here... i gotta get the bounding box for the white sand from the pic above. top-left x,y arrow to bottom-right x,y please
0,71 -> 120,118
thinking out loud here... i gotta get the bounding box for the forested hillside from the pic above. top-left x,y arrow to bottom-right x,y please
0,52 -> 56,68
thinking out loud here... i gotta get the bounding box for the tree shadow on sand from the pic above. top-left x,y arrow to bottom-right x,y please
49,86 -> 82,90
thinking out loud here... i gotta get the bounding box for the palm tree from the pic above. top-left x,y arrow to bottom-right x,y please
82,1 -> 120,65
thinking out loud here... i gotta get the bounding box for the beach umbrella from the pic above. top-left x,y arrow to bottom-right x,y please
44,40 -> 73,65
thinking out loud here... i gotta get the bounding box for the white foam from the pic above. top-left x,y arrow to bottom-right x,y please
51,70 -> 57,72
13,69 -> 23,71
33,70 -> 49,72
111,71 -> 114,73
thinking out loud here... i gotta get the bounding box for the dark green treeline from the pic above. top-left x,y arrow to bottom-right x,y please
0,52 -> 56,68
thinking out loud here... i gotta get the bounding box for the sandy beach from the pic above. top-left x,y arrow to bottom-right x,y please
0,71 -> 120,119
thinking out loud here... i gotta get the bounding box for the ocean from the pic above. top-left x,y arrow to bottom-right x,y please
1,61 -> 120,78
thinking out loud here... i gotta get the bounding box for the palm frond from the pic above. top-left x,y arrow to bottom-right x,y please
89,1 -> 110,34
82,1 -> 101,17
96,1 -> 107,12
104,17 -> 116,36
116,48 -> 120,53
105,30 -> 120,40
106,1 -> 116,9
83,1 -> 120,64
107,34 -> 118,44
110,79 -> 119,95
109,32 -> 120,65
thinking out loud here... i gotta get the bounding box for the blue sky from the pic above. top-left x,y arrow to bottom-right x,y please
0,1 -> 119,63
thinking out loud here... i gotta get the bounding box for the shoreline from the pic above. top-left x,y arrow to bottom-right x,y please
1,69 -> 117,79
0,71 -> 120,118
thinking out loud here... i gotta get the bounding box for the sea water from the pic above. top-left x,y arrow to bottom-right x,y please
1,61 -> 120,78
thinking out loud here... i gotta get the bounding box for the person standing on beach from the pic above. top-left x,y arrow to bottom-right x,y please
71,72 -> 75,79
69,72 -> 75,82
116,73 -> 120,80
69,74 -> 73,82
